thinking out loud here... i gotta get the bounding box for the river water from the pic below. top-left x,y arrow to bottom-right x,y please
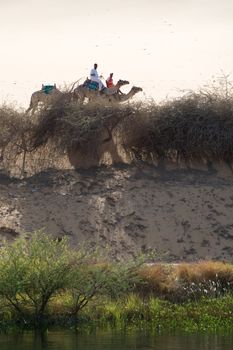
0,329 -> 232,350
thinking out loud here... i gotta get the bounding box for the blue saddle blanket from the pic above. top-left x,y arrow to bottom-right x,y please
42,85 -> 55,94
83,80 -> 99,91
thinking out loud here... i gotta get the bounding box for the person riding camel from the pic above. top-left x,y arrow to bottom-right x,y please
106,72 -> 123,94
90,63 -> 105,91
106,73 -> 114,88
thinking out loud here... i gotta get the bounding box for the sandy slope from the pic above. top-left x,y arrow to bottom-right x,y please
0,164 -> 233,261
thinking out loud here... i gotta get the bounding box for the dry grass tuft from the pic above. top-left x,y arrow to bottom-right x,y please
136,264 -> 176,298
136,261 -> 233,302
176,261 -> 233,285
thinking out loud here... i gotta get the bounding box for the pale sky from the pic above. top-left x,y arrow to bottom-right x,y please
1,0 -> 233,107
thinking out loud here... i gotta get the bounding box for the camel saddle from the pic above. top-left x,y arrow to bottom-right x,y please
83,79 -> 99,91
42,85 -> 55,95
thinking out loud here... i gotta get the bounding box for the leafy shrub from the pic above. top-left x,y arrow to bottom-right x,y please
0,231 -> 71,324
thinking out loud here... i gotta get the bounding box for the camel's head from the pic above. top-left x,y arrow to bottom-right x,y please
132,86 -> 143,94
117,79 -> 130,87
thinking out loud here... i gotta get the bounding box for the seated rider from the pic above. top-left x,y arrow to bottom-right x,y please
90,63 -> 105,91
106,72 -> 123,94
106,73 -> 114,88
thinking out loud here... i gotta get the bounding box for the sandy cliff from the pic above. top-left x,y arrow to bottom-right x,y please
0,164 -> 232,261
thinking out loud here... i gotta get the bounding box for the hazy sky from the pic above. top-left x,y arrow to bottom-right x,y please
1,0 -> 233,107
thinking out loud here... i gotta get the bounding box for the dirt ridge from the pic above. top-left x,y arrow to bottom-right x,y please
0,164 -> 232,261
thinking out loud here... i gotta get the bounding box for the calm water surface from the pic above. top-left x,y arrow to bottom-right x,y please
0,329 -> 232,350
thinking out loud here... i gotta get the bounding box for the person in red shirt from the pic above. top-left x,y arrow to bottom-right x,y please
106,73 -> 114,88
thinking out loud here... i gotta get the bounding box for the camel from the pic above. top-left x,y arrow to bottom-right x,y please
108,86 -> 143,103
73,79 -> 130,103
26,85 -> 64,114
26,81 -> 80,114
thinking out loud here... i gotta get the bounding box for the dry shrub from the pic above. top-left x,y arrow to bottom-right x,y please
0,106 -> 26,150
0,106 -> 35,176
0,105 -> 69,177
173,261 -> 233,301
30,101 -> 137,168
1,85 -> 233,177
31,101 -> 135,152
135,264 -> 176,298
135,261 -> 233,302
122,93 -> 233,164
118,103 -> 158,162
176,261 -> 233,285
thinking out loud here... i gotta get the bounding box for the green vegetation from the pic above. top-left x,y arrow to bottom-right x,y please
0,232 -> 71,324
0,232 -> 232,332
0,231 -> 141,328
79,294 -> 233,333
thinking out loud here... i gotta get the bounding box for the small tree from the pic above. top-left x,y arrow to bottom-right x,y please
67,254 -> 144,318
0,231 -> 71,325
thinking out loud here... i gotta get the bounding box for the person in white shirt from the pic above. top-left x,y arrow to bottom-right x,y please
90,63 -> 105,91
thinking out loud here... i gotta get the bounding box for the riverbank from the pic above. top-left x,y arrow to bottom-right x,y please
0,233 -> 233,332
47,294 -> 233,333
2,294 -> 233,333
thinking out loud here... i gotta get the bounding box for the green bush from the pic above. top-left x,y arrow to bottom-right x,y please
0,231 -> 71,324
0,232 -> 144,326
66,255 -> 143,318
